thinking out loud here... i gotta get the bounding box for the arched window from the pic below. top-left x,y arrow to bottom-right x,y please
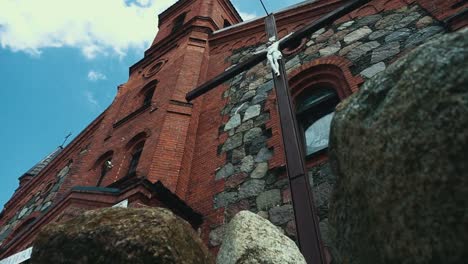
127,141 -> 144,177
140,80 -> 158,107
295,87 -> 339,156
94,151 -> 114,187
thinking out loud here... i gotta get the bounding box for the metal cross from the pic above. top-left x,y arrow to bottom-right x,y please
186,1 -> 370,263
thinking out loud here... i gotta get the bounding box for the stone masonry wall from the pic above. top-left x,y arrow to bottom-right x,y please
209,3 -> 447,257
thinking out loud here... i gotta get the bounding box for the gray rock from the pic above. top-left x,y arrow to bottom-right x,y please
256,189 -> 282,211
209,225 -> 225,247
231,147 -> 246,164
405,26 -> 444,48
31,207 -> 214,264
269,205 -> 294,225
285,55 -> 301,70
257,80 -> 273,94
239,179 -> 265,199
216,163 -> 235,180
384,28 -> 411,43
329,29 -> 468,264
375,13 -> 405,29
244,127 -> 262,143
416,16 -> 433,28
346,41 -> 380,61
368,29 -> 390,40
319,41 -> 341,56
240,90 -> 256,101
243,105 -> 261,121
236,120 -> 253,133
222,133 -> 243,152
250,162 -> 268,179
396,11 -> 421,29
339,41 -> 362,56
371,42 -> 400,63
255,147 -> 273,162
240,155 -> 255,173
224,114 -> 241,131
217,211 -> 306,264
355,14 -> 382,27
215,192 -> 239,208
344,26 -> 372,44
360,62 -> 386,78
337,20 -> 355,30
311,28 -> 325,39
251,92 -> 268,104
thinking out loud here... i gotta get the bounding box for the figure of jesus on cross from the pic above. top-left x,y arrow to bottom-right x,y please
186,1 -> 370,263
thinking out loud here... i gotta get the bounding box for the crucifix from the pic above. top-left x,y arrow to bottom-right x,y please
186,1 -> 370,263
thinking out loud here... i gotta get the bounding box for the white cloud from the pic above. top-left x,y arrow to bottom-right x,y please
239,12 -> 258,21
0,0 -> 177,58
87,70 -> 107,81
84,90 -> 100,108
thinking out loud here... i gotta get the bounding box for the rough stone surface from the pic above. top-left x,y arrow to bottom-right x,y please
239,179 -> 265,199
222,133 -> 243,152
216,163 -> 235,180
329,29 -> 468,264
215,192 -> 239,209
255,147 -> 273,162
371,42 -> 400,63
31,207 -> 214,264
243,105 -> 261,121
344,26 -> 372,44
250,162 -> 268,179
384,28 -> 411,43
347,41 -> 380,61
360,62 -> 386,78
209,225 -> 225,247
319,41 -> 341,56
244,127 -> 262,143
256,189 -> 281,211
240,155 -> 255,173
405,26 -> 443,48
269,204 -> 294,225
416,16 -> 433,28
217,211 -> 306,264
224,114 -> 241,131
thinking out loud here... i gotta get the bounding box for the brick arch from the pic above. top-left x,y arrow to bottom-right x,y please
288,56 -> 362,100
125,131 -> 149,150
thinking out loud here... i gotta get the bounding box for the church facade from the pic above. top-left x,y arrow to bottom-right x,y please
0,0 -> 465,262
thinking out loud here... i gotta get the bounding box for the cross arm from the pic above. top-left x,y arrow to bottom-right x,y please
185,0 -> 371,102
186,50 -> 267,101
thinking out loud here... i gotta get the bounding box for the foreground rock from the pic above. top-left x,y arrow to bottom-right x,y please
31,207 -> 214,264
329,29 -> 468,264
217,210 -> 305,264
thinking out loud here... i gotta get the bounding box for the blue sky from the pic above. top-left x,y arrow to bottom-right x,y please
0,0 -> 304,209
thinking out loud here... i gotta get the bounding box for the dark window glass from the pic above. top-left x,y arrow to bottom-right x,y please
223,19 -> 231,28
127,148 -> 142,177
172,13 -> 186,33
143,88 -> 154,106
296,88 -> 339,156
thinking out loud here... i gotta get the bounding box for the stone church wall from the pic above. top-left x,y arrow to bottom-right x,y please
209,2 -> 447,256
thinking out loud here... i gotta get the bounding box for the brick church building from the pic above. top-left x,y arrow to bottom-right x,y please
0,0 -> 465,262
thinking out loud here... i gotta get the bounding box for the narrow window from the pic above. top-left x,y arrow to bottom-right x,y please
143,87 -> 155,106
127,142 -> 144,177
97,158 -> 112,187
172,13 -> 186,33
223,19 -> 231,28
295,88 -> 339,156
